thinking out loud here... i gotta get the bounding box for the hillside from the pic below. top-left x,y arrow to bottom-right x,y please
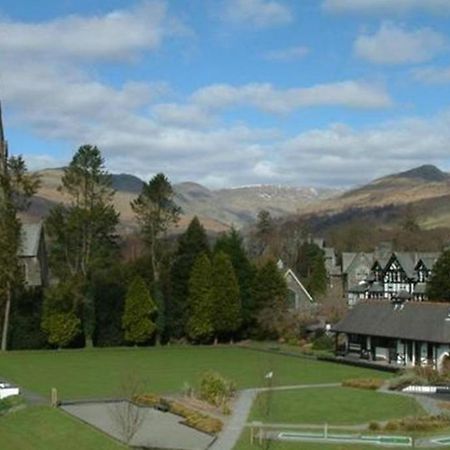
25,169 -> 339,232
297,165 -> 450,230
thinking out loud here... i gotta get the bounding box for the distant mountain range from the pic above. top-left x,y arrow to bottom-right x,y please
23,164 -> 450,233
25,169 -> 341,232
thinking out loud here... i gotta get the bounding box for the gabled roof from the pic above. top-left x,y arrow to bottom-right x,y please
342,253 -> 357,274
284,268 -> 314,303
19,222 -> 44,257
333,301 -> 450,344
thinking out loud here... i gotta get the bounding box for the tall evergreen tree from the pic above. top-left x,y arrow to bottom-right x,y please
122,276 -> 157,344
295,241 -> 327,296
0,148 -> 39,351
214,228 -> 255,332
46,145 -> 119,347
427,250 -> 450,301
168,216 -> 210,338
251,260 -> 288,336
186,254 -> 214,343
211,252 -> 241,342
131,173 -> 180,282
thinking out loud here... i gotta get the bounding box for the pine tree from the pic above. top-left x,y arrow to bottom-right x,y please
427,250 -> 450,301
251,260 -> 288,336
186,254 -> 214,343
122,276 -> 157,344
295,241 -> 327,296
168,216 -> 210,338
211,252 -> 241,342
214,228 -> 255,332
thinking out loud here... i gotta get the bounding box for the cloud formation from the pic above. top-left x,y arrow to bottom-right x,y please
323,0 -> 450,16
412,66 -> 450,84
0,1 -> 188,61
191,81 -> 392,113
222,0 -> 293,28
354,22 -> 447,64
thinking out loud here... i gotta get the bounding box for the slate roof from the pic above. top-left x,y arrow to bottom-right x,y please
19,222 -> 43,257
333,301 -> 450,344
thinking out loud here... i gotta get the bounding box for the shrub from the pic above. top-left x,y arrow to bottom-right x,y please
199,371 -> 236,407
342,378 -> 384,390
311,334 -> 334,351
368,421 -> 381,431
382,415 -> 450,432
134,393 -> 223,435
385,420 -> 399,431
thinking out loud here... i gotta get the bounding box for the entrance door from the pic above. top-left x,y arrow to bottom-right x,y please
407,341 -> 413,364
414,342 -> 421,366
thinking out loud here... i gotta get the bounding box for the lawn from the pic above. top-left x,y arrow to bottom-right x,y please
0,346 -> 391,400
0,406 -> 125,450
250,387 -> 422,425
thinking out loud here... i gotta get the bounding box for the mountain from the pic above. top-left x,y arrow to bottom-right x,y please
25,169 -> 340,233
296,165 -> 450,230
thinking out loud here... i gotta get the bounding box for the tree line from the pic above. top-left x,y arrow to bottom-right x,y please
1,145 -> 292,350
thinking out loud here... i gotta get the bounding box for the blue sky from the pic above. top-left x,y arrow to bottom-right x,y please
1,0 -> 450,188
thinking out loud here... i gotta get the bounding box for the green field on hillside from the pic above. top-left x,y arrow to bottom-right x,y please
0,346 -> 391,400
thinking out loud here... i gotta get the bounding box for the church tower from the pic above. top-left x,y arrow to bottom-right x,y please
0,102 -> 8,175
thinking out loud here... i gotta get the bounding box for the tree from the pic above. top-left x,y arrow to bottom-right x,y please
41,312 -> 81,349
46,145 -> 119,346
211,252 -> 241,342
251,260 -> 288,337
186,254 -> 214,343
168,216 -> 210,338
214,228 -> 255,332
295,241 -> 327,297
0,155 -> 39,351
427,250 -> 450,301
122,276 -> 157,344
131,173 -> 180,282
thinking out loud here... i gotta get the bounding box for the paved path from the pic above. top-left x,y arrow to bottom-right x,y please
210,383 -> 340,450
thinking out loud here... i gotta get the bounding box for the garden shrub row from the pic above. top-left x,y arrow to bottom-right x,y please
134,393 -> 223,434
369,415 -> 450,432
342,378 -> 384,390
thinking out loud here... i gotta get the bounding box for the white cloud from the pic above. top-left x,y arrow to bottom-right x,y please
152,103 -> 215,127
191,81 -> 392,112
0,1 -> 189,61
412,66 -> 450,84
222,0 -> 293,28
323,0 -> 450,16
279,113 -> 450,185
263,46 -> 309,62
354,22 -> 447,65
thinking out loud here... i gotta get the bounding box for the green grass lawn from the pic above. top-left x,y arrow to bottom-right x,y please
250,387 -> 422,425
0,346 -> 391,400
0,406 -> 125,450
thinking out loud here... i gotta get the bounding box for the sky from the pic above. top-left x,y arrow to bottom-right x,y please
1,0 -> 450,189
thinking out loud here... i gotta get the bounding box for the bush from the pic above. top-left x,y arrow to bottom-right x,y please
382,415 -> 450,432
311,334 -> 334,351
199,371 -> 236,407
134,393 -> 223,435
342,378 -> 384,390
368,421 -> 381,431
385,420 -> 399,431
0,396 -> 23,416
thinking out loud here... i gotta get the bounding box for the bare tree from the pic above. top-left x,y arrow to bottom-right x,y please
109,373 -> 146,444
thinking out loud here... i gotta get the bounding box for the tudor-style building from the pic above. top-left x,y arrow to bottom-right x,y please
333,300 -> 450,372
346,249 -> 440,305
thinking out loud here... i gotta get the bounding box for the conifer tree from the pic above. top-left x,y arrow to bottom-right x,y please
214,228 -> 255,331
251,259 -> 288,336
186,254 -> 214,343
427,250 -> 450,301
211,252 -> 241,342
122,276 -> 157,344
168,216 -> 210,338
